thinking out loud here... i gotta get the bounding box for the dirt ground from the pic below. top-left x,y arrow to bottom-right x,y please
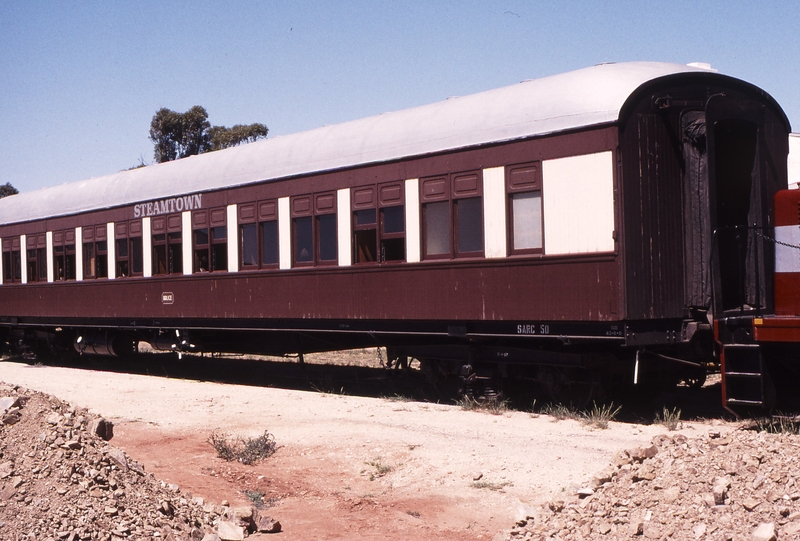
0,353 -> 719,541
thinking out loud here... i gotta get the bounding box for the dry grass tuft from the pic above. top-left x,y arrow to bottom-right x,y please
208,430 -> 277,465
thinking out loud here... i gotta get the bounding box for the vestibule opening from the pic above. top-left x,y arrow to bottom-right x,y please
682,109 -> 763,315
712,119 -> 758,312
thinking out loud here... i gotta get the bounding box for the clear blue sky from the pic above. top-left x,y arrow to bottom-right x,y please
1,1 -> 798,193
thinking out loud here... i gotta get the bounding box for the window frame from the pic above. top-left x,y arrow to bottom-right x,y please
83,224 -> 109,280
193,208 -> 227,273
25,234 -> 46,283
290,192 -> 337,268
115,220 -> 143,278
238,200 -> 279,270
420,170 -> 484,260
2,237 -> 21,284
351,181 -> 406,265
506,161 -> 544,256
53,229 -> 77,281
152,214 -> 183,275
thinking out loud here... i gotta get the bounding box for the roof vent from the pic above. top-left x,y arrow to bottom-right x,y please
687,62 -> 713,70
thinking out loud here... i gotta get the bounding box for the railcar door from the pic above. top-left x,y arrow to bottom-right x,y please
681,100 -> 768,317
704,96 -> 768,315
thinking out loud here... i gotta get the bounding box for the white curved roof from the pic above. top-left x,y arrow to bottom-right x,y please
0,61 -> 720,226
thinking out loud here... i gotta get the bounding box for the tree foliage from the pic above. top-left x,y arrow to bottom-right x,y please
209,123 -> 269,151
0,182 -> 19,199
149,106 -> 268,163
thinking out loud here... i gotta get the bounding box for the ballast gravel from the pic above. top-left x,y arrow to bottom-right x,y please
503,428 -> 800,541
0,384 -> 276,541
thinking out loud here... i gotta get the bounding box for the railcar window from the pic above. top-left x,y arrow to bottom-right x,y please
12,251 -> 20,281
2,239 -> 21,283
424,201 -> 450,257
511,192 -> 543,251
116,239 -> 129,277
455,197 -> 483,254
318,214 -> 337,262
290,193 -> 336,267
26,237 -> 45,283
130,237 -> 143,275
240,224 -> 258,268
38,248 -> 46,281
192,209 -> 226,273
352,182 -> 406,264
420,171 -> 483,260
381,205 -> 405,261
211,226 -> 228,271
82,225 -> 107,279
353,209 -> 377,263
28,248 -> 39,282
52,231 -> 77,281
194,228 -> 209,271
84,242 -> 95,278
261,221 -> 279,266
27,250 -> 37,282
153,233 -> 167,275
96,241 -> 108,278
293,216 -> 313,264
152,215 -> 183,275
168,232 -> 183,273
506,161 -> 544,255
114,221 -> 143,278
238,201 -> 279,270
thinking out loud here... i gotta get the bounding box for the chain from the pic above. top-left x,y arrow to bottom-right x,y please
753,228 -> 800,251
376,346 -> 385,368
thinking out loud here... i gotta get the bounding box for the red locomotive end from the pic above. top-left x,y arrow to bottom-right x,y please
774,189 -> 800,315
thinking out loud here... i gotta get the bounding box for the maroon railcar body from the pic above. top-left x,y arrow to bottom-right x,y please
0,62 -> 793,410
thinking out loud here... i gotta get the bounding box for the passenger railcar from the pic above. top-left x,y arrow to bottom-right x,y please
0,62 -> 794,413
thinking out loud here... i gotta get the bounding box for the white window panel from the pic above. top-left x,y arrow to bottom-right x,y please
543,151 -> 614,255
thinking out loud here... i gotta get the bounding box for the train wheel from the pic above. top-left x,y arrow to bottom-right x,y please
539,367 -> 598,409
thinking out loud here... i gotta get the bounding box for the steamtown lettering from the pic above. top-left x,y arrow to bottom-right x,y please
133,194 -> 203,218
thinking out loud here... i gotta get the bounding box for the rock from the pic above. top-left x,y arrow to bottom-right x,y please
217,521 -> 244,541
0,397 -> 19,412
628,444 -> 658,462
576,487 -> 594,498
226,506 -> 254,529
201,535 -> 221,541
693,523 -> 707,538
662,486 -> 681,503
742,498 -> 760,511
472,471 -> 483,481
782,522 -> 800,537
254,513 -> 281,533
633,464 -> 656,482
0,387 -> 217,540
2,410 -> 21,425
751,522 -> 776,541
713,484 -> 727,505
107,448 -> 128,471
0,461 -> 14,479
596,522 -> 611,534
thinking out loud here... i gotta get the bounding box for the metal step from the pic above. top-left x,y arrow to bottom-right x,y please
722,344 -> 765,410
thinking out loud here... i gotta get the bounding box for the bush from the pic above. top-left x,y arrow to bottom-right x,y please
208,430 -> 277,465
